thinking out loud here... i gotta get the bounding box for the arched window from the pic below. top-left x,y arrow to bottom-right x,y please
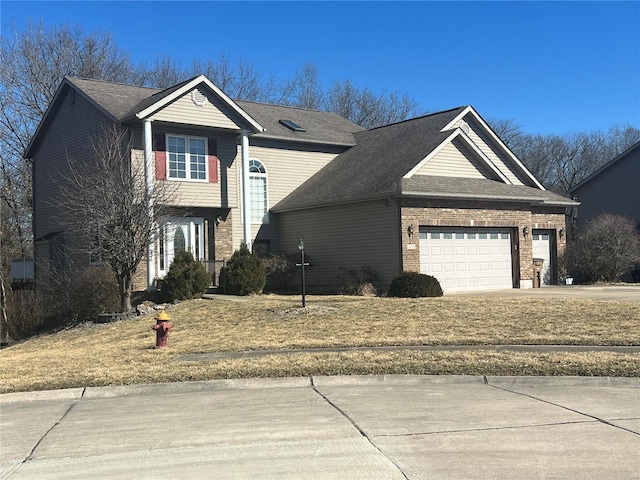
173,227 -> 186,252
249,159 -> 268,223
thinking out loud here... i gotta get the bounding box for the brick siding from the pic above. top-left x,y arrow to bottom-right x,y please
400,199 -> 567,287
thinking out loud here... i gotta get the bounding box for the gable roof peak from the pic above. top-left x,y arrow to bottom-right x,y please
65,75 -> 156,90
366,106 -> 468,132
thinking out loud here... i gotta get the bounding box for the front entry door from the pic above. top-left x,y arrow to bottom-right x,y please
158,218 -> 204,277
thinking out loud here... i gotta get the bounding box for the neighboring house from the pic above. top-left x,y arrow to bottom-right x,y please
569,141 -> 640,231
28,75 -> 577,294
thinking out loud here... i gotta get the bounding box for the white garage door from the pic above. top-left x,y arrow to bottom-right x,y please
419,229 -> 513,292
532,231 -> 553,285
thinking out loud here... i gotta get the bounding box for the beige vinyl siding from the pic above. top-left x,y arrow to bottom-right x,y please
278,200 -> 401,293
150,89 -> 240,130
136,130 -> 240,209
249,144 -> 338,206
462,116 -> 525,186
230,141 -> 341,252
414,139 -> 493,179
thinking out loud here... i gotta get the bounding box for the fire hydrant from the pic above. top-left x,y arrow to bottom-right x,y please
152,310 -> 172,348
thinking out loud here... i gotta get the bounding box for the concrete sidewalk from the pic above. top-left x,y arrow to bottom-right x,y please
1,376 -> 639,479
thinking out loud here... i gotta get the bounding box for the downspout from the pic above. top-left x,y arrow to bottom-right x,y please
241,129 -> 252,252
143,118 -> 156,289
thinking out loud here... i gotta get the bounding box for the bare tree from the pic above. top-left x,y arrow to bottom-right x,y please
191,53 -> 278,103
564,213 -> 640,283
280,62 -> 324,110
487,117 -> 525,150
144,54 -> 187,89
489,118 -> 640,195
55,124 -> 175,312
0,22 -> 140,268
325,78 -> 418,129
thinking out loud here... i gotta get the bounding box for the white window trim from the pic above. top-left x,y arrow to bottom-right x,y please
166,134 -> 209,183
248,158 -> 269,225
157,217 -> 205,277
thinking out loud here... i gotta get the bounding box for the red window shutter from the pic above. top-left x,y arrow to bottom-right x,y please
208,138 -> 218,183
155,134 -> 166,180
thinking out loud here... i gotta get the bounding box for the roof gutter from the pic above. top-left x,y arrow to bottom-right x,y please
273,186 -> 578,213
398,190 -> 579,207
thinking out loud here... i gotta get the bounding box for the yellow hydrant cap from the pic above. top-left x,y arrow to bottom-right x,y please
155,310 -> 170,321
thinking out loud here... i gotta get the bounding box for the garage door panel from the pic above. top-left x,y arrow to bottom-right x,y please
420,228 -> 513,292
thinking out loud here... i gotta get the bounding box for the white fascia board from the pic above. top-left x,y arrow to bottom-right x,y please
441,105 -> 546,190
135,75 -> 265,133
402,129 -> 511,184
440,105 -> 475,132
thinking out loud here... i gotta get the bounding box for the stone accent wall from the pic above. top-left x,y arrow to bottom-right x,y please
212,209 -> 233,284
400,199 -> 568,288
132,263 -> 147,292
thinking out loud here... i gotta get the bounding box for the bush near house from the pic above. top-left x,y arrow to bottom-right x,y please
2,265 -> 119,342
261,252 -> 311,293
221,244 -> 266,295
388,271 -> 443,298
565,213 -> 640,284
162,250 -> 211,302
339,266 -> 380,296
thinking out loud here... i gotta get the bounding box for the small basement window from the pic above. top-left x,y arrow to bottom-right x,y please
279,119 -> 306,132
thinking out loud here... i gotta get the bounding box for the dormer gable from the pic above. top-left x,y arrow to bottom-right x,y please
131,75 -> 264,134
440,105 -> 544,189
403,129 -> 510,183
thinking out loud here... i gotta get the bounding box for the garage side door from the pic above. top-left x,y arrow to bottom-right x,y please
419,229 -> 513,292
532,231 -> 553,285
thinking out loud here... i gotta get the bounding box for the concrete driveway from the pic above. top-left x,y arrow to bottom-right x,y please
2,376 -> 639,479
449,284 -> 640,302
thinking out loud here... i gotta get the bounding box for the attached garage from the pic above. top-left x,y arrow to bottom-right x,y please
419,228 -> 514,292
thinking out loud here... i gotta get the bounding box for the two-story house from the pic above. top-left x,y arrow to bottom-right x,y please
27,75 -> 577,294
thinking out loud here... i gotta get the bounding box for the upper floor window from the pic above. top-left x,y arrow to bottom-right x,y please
249,159 -> 268,223
167,135 -> 207,181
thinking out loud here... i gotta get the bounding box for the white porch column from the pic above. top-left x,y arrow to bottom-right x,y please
143,118 -> 156,289
241,129 -> 252,252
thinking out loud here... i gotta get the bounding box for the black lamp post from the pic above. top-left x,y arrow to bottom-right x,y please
297,239 -> 307,308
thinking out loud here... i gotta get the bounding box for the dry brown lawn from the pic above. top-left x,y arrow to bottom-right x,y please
1,295 -> 639,393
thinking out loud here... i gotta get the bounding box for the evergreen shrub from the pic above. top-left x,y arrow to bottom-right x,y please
388,271 -> 443,298
162,250 -> 211,301
221,244 -> 266,295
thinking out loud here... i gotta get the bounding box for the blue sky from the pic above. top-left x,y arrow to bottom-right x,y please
2,1 -> 639,135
